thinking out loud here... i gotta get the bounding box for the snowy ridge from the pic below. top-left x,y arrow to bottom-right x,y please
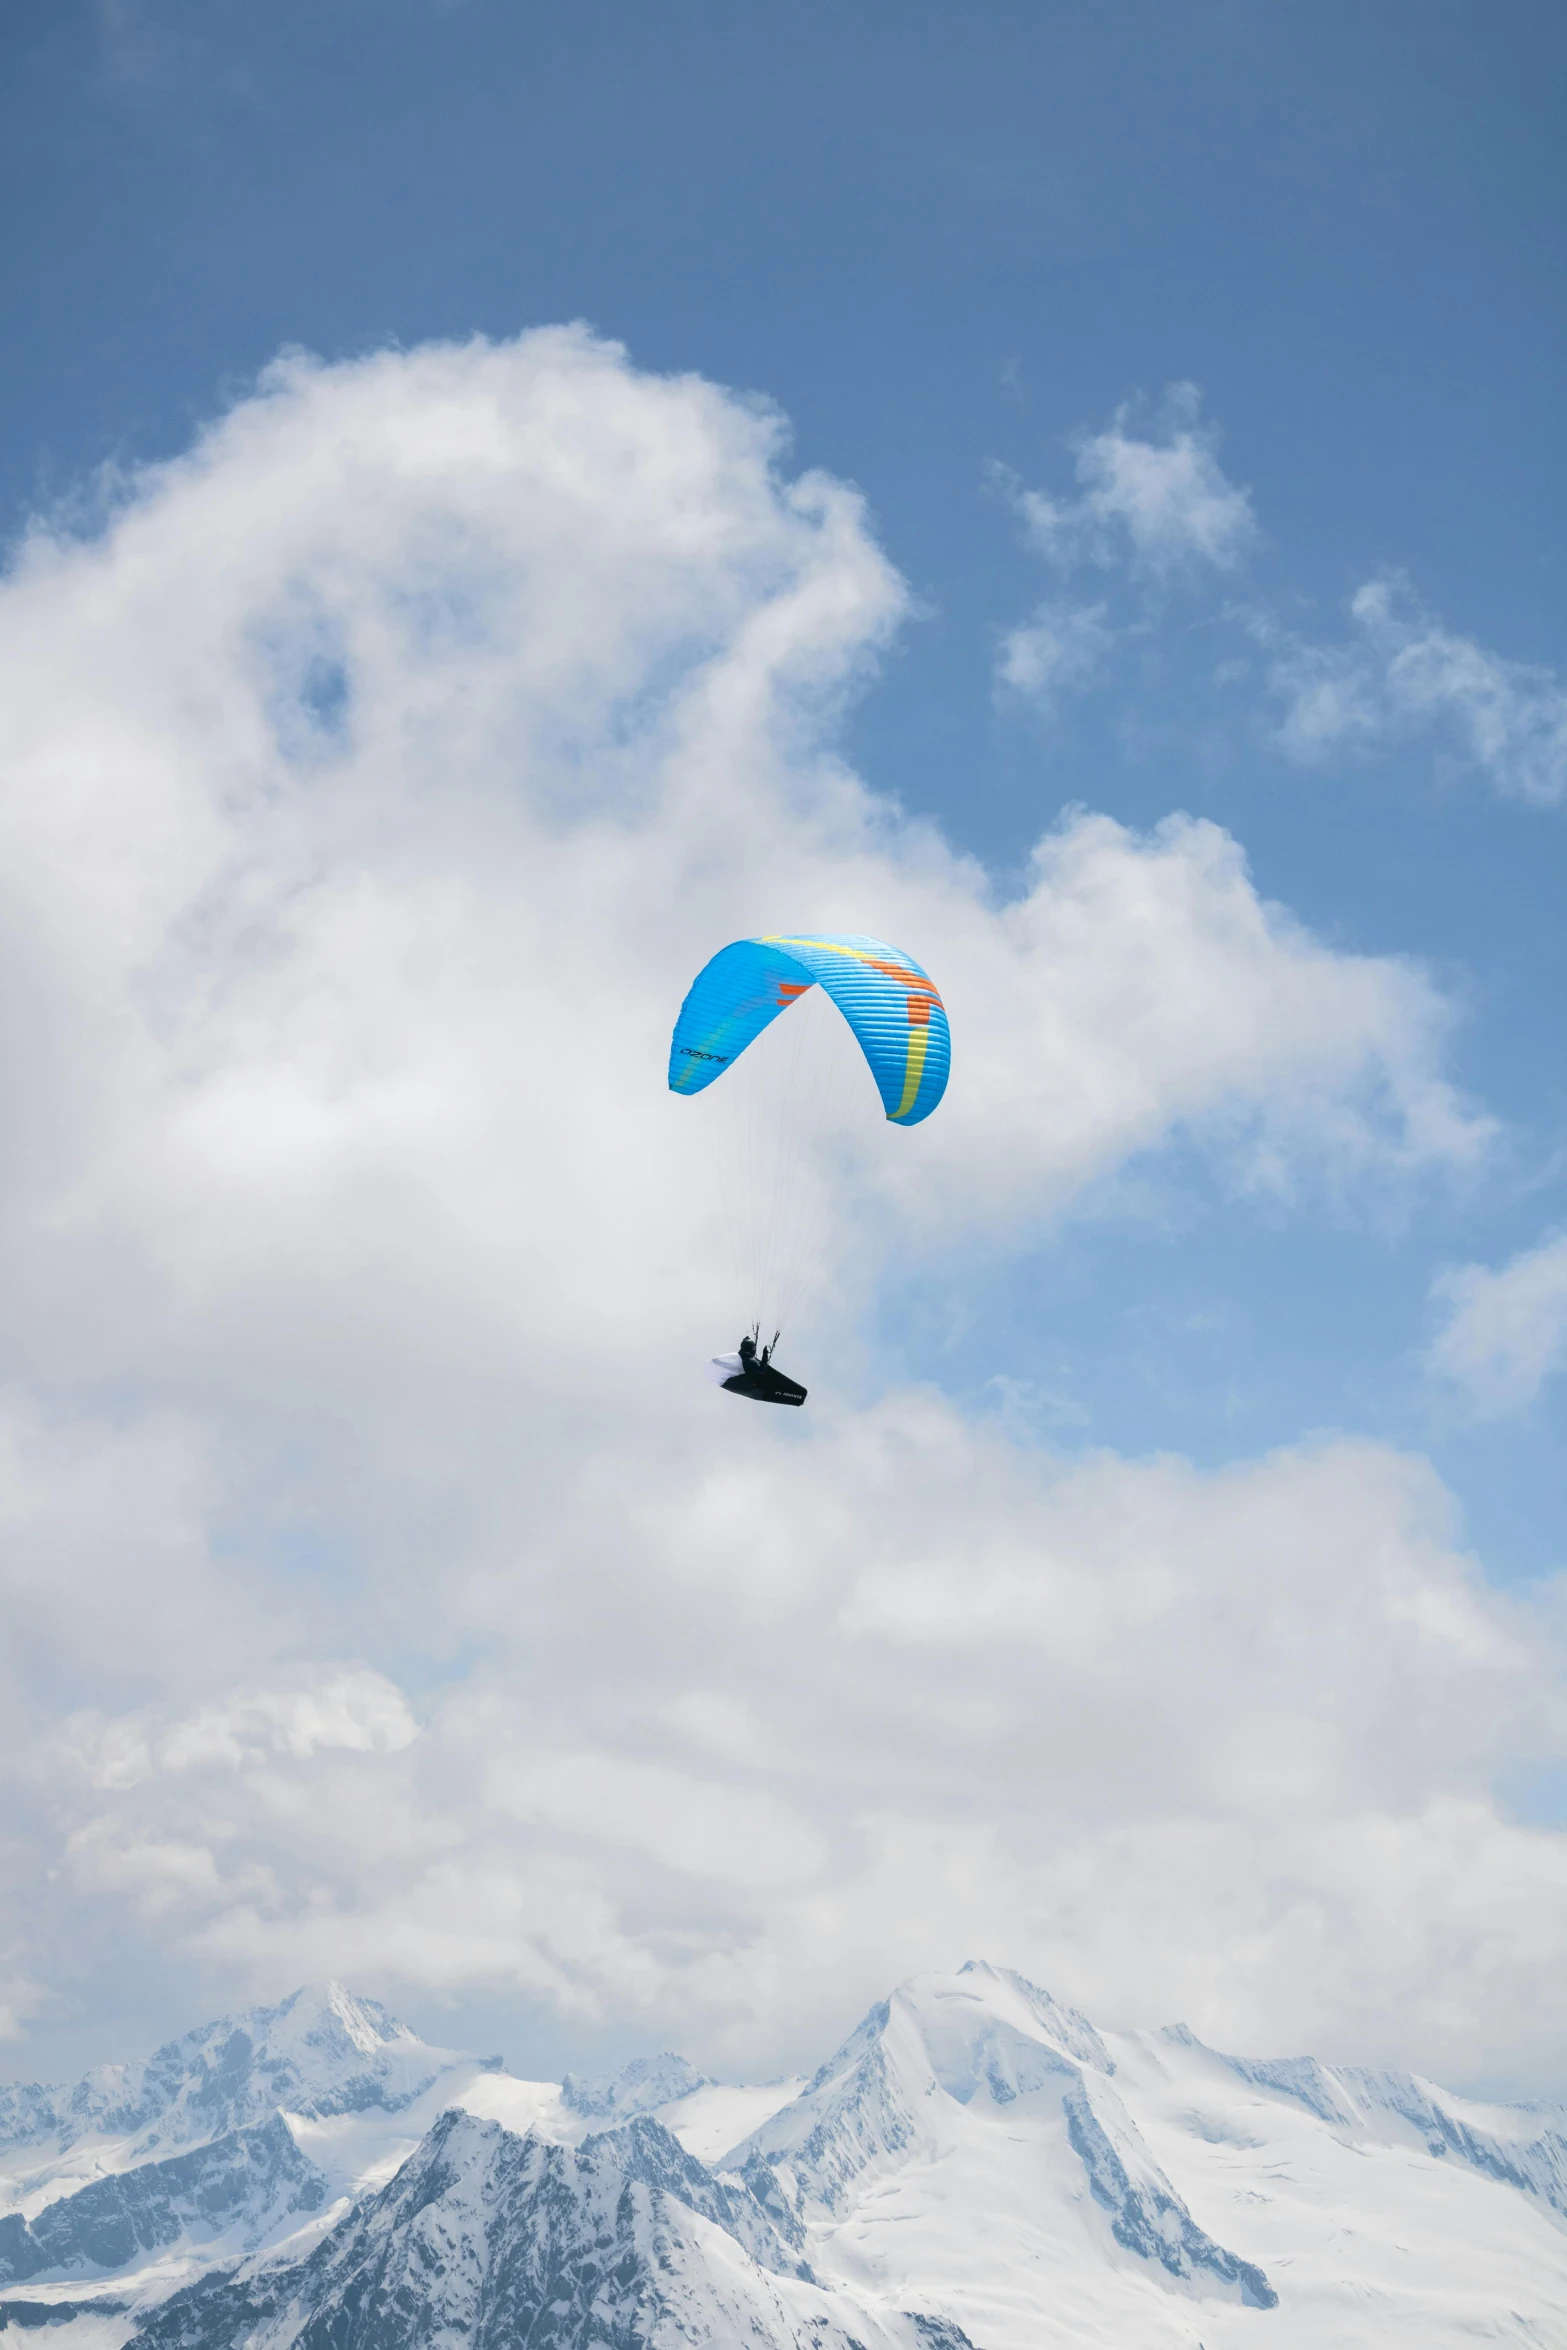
1340,2067 -> 1567,2214
1161,2022 -> 1567,2226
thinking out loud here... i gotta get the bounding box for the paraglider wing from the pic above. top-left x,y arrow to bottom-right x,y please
667,931 -> 950,1125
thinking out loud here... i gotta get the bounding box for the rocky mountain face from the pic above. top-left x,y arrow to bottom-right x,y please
128,2108 -> 954,2350
0,1963 -> 1563,2348
0,2115 -> 324,2289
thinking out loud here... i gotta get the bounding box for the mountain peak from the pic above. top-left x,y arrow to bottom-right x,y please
0,1983 -> 473,2162
255,1982 -> 421,2063
753,1961 -> 1117,2172
945,1961 -> 1115,2075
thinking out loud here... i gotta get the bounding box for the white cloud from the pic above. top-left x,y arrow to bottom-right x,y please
925,810 -> 1488,1214
0,326 -> 1550,2093
1265,576 -> 1567,806
66,1670 -> 420,1791
1009,383 -> 1257,584
47,1420 -> 1567,2090
1429,1231 -> 1567,1415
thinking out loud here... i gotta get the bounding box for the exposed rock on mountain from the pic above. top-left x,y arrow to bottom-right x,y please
0,2115 -> 325,2288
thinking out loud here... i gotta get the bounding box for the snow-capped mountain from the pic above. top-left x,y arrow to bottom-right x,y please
0,1963 -> 1563,2347
0,1983 -> 479,2167
716,1960 -> 1567,2346
0,1983 -> 498,2328
728,1961 -> 1277,2340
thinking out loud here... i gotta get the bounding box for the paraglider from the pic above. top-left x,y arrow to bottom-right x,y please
669,931 -> 950,1404
705,1329 -> 809,1407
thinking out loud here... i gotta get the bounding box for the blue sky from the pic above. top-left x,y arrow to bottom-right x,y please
0,0 -> 1564,2088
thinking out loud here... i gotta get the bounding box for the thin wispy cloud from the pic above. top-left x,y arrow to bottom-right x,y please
1007,384 -> 1257,585
994,599 -> 1115,710
995,384 -> 1254,712
1262,577 -> 1567,807
1429,1230 -> 1567,1415
996,395 -> 1566,813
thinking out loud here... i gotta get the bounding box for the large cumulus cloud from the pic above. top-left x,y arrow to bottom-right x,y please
0,326 -> 1558,2093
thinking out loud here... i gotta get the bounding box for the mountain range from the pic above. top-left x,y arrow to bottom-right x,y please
0,1965 -> 1562,2346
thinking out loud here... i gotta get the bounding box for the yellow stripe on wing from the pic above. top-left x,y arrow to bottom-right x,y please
889,1024 -> 930,1121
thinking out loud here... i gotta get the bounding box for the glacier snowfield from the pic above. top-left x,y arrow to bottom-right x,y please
0,1965 -> 1562,2346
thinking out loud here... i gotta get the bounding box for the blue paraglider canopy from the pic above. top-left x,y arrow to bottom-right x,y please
668,931 -> 950,1126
